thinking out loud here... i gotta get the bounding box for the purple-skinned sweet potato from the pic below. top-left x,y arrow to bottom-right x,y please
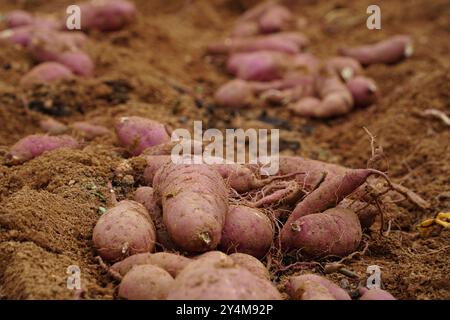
79,0 -> 136,32
359,287 -> 396,300
258,4 -> 293,33
229,253 -> 270,281
7,134 -> 79,164
115,116 -> 170,156
92,200 -> 156,262
71,121 -> 109,140
345,76 -> 378,108
4,10 -> 33,28
20,62 -> 74,88
220,205 -> 273,258
214,79 -> 255,109
118,264 -> 174,300
338,198 -> 378,229
286,274 -> 351,300
39,118 -> 69,135
281,207 -> 362,257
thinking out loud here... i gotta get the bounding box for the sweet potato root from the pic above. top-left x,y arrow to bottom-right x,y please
281,207 -> 362,256
92,200 -> 156,262
153,163 -> 229,252
339,35 -> 413,65
7,134 -> 78,164
220,205 -> 273,258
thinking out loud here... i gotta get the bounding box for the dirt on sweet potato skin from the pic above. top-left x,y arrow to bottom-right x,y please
0,0 -> 449,299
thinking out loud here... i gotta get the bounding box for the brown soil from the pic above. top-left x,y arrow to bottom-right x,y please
0,0 -> 449,300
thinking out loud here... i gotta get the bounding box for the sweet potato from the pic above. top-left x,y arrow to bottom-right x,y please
220,205 -> 273,258
115,116 -> 170,156
92,200 -> 156,262
39,118 -> 68,135
258,4 -> 293,33
53,50 -> 94,76
345,76 -> 378,108
339,35 -> 413,65
7,134 -> 78,164
79,0 -> 136,32
208,32 -> 308,55
339,198 -> 378,229
359,287 -> 396,300
111,252 -> 191,278
143,155 -> 173,185
118,265 -> 174,300
281,207 -> 362,256
286,274 -> 351,300
153,163 -> 229,252
229,253 -> 270,281
20,62 -> 74,88
0,26 -> 36,47
214,79 -> 255,108
325,56 -> 363,81
71,121 -> 109,140
290,76 -> 354,118
167,254 -> 282,300
4,10 -> 33,28
231,21 -> 259,38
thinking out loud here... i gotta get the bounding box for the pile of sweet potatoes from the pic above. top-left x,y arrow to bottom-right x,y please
209,2 -> 413,118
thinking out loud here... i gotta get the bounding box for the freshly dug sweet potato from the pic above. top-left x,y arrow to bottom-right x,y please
92,200 -> 156,262
167,254 -> 282,300
214,79 -> 255,108
0,27 -> 34,46
359,287 -> 396,300
339,198 -> 378,229
325,56 -> 363,81
7,134 -> 79,164
143,155 -> 172,185
20,62 -> 74,88
286,274 -> 351,300
345,76 -> 378,108
281,207 -> 362,256
115,116 -> 170,156
111,252 -> 191,278
220,205 -> 273,258
79,0 -> 136,32
153,163 -> 229,252
39,118 -> 68,135
118,265 -> 174,300
71,121 -> 109,140
229,253 -> 270,281
4,10 -> 33,28
231,21 -> 259,38
258,4 -> 293,33
339,35 -> 413,65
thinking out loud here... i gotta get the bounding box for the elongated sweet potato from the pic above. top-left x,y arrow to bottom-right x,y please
153,163 -> 229,252
92,200 -> 156,262
220,205 -> 273,258
325,56 -> 363,81
345,76 -> 378,108
20,62 -> 74,88
339,198 -> 378,229
4,10 -> 33,28
167,254 -> 281,300
286,274 -> 351,300
111,252 -> 191,278
281,207 -> 362,256
7,134 -> 78,164
118,265 -> 174,300
258,4 -> 293,33
71,122 -> 109,140
39,118 -> 68,135
214,79 -> 255,108
79,0 -> 136,32
339,35 -> 413,65
115,116 -> 170,156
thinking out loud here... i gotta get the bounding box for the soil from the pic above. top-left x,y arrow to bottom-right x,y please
0,0 -> 449,300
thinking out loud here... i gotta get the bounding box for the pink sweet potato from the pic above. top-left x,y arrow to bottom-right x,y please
325,56 -> 364,81
359,287 -> 396,300
281,207 -> 362,256
0,26 -> 36,47
229,252 -> 270,281
143,155 -> 172,185
111,252 -> 191,278
7,134 -> 78,164
167,254 -> 282,300
118,264 -> 174,300
153,163 -> 229,252
79,0 -> 136,32
258,4 -> 293,33
345,76 -> 378,108
115,116 -> 170,156
20,62 -> 74,88
214,79 -> 255,108
39,118 -> 69,135
4,10 -> 33,28
286,274 -> 351,300
92,200 -> 156,262
339,35 -> 413,65
338,198 -> 378,229
220,205 -> 273,258
71,121 -> 110,140
231,21 -> 259,38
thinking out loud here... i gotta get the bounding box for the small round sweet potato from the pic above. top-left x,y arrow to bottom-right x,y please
7,134 -> 79,164
80,0 -> 136,32
220,205 -> 273,258
229,253 -> 270,281
214,79 -> 255,109
286,274 -> 351,300
20,62 -> 74,88
167,255 -> 281,300
345,76 -> 378,108
92,200 -> 156,262
115,116 -> 170,156
118,264 -> 174,300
